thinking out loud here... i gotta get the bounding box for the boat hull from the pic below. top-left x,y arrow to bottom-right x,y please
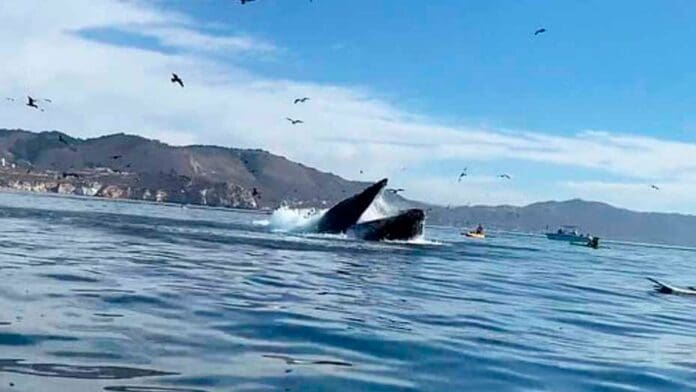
545,233 -> 588,242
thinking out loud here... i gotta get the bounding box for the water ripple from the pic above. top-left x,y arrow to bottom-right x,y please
1,192 -> 696,391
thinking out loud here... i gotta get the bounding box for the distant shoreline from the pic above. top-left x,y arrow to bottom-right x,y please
0,188 -> 274,215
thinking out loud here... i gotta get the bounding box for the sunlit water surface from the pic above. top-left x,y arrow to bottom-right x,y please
1,192 -> 695,391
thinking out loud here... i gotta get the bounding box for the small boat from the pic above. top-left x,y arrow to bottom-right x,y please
545,225 -> 590,242
463,231 -> 485,239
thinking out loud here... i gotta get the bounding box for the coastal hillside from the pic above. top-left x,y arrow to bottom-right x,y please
0,128 -> 369,209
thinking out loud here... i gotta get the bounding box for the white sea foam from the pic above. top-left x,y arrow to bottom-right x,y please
267,205 -> 327,232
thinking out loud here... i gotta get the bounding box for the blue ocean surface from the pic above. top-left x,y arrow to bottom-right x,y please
1,192 -> 696,391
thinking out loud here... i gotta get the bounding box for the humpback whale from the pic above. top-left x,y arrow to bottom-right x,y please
314,178 -> 425,241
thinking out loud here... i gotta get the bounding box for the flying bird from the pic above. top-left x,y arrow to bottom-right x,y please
241,0 -> 256,4
534,28 -> 546,36
458,168 -> 468,182
111,155 -> 122,160
43,98 -> 52,103
650,184 -> 660,191
498,174 -> 512,180
171,73 -> 184,88
294,97 -> 310,104
26,96 -> 38,109
5,97 -> 15,102
286,117 -> 304,125
388,188 -> 405,194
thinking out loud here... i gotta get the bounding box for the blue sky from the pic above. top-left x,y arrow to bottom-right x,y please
164,0 -> 696,137
2,0 -> 696,212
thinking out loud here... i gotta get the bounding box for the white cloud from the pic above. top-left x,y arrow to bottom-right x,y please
1,0 -> 695,212
114,25 -> 278,54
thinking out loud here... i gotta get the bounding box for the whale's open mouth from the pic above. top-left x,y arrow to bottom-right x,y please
314,178 -> 425,241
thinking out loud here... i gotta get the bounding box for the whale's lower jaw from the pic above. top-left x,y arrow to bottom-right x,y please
348,209 -> 425,241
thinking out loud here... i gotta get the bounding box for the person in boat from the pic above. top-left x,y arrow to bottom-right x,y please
587,236 -> 599,249
475,224 -> 484,235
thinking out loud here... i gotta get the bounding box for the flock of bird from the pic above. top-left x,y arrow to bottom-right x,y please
3,16 -> 662,197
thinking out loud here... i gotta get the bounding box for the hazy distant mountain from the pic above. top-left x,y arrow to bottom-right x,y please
419,199 -> 696,247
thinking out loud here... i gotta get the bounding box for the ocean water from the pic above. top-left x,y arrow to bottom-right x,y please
1,192 -> 696,391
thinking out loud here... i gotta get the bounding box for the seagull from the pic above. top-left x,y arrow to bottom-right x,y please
252,187 -> 260,197
43,98 -> 52,103
26,96 -> 39,109
498,174 -> 512,180
534,28 -> 546,36
458,168 -> 468,182
5,97 -> 15,102
286,117 -> 304,125
294,97 -> 310,104
171,73 -> 184,88
650,184 -> 660,191
241,0 -> 256,4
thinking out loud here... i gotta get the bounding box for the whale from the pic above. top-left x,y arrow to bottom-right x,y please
315,178 -> 388,234
313,178 -> 425,241
348,208 -> 425,241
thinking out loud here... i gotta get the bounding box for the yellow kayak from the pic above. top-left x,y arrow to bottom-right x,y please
463,231 -> 485,239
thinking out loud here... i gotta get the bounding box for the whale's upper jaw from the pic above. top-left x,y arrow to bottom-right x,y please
315,178 -> 388,234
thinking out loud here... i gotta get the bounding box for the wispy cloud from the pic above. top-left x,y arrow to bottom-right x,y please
88,24 -> 279,55
1,0 -> 695,212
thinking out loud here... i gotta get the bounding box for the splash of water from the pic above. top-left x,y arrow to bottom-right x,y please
263,205 -> 328,232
